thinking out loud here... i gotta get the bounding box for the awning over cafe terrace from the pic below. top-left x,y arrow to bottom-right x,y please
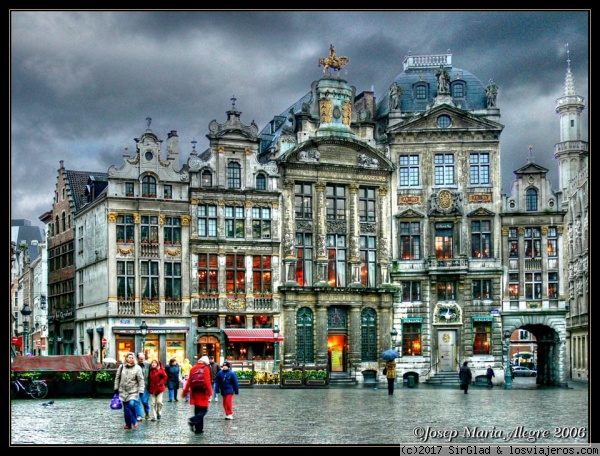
223,329 -> 284,342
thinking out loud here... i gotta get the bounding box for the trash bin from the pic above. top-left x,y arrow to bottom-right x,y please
407,375 -> 415,388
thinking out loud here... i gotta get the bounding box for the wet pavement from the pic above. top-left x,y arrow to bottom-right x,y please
10,379 -> 590,446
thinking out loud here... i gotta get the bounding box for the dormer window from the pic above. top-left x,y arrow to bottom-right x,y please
164,185 -> 172,199
452,82 -> 465,99
125,182 -> 134,197
201,170 -> 213,188
227,162 -> 241,189
526,188 -> 538,211
415,83 -> 428,100
256,173 -> 266,190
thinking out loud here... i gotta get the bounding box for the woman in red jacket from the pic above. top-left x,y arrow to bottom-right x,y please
147,359 -> 168,421
182,356 -> 213,434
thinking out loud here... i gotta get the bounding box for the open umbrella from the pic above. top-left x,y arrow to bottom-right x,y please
381,349 -> 398,361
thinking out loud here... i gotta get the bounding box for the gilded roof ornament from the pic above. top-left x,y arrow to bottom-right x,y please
318,44 -> 349,74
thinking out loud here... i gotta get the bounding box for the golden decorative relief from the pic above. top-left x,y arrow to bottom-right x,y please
272,202 -> 279,209
502,227 -> 509,236
245,148 -> 252,155
245,201 -> 253,208
226,299 -> 246,310
557,226 -> 564,234
438,190 -> 453,210
318,44 -> 349,73
378,186 -> 389,197
443,334 -> 451,343
342,101 -> 352,125
165,248 -> 182,256
107,212 -> 118,223
191,198 -> 198,205
134,214 -> 140,224
159,215 -> 165,225
319,99 -> 332,123
117,246 -> 134,255
218,146 -> 225,153
541,226 -> 548,235
181,215 -> 191,226
518,227 -> 525,235
141,301 -> 160,314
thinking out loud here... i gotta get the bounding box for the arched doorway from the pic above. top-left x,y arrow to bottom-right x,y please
197,335 -> 220,364
504,322 -> 566,387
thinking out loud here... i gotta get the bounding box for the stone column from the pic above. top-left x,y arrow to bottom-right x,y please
282,179 -> 299,285
314,182 -> 328,286
348,305 -> 362,366
282,299 -> 297,365
348,184 -> 361,286
315,304 -> 329,366
378,186 -> 391,284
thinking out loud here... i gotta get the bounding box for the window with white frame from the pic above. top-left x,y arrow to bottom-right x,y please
140,260 -> 159,301
399,221 -> 421,260
359,235 -> 377,288
256,173 -> 266,190
469,152 -> 490,185
327,234 -> 346,287
164,262 -> 181,301
140,215 -> 159,244
227,162 -> 241,189
252,207 -> 271,239
471,220 -> 492,258
198,253 -> 218,294
295,232 -> 313,287
524,227 -> 542,258
399,155 -> 420,187
198,204 -> 217,237
294,182 -> 313,219
359,187 -> 376,222
525,272 -> 542,300
225,205 -> 245,238
201,170 -> 213,188
326,184 -> 346,220
117,261 -> 135,301
164,217 -> 181,245
116,215 -> 135,243
252,255 -> 272,293
142,175 -> 157,197
526,188 -> 538,211
434,153 -> 455,186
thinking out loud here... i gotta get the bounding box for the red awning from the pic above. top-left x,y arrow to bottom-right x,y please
223,329 -> 284,342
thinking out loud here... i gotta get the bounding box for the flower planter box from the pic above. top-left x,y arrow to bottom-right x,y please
237,379 -> 253,387
281,379 -> 303,386
305,379 -> 328,386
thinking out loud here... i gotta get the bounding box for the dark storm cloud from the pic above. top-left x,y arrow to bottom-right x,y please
10,10 -> 589,228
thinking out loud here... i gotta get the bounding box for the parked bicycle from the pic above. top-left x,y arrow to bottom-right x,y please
11,377 -> 49,399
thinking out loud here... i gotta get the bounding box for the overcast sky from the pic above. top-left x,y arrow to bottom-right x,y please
10,10 -> 589,230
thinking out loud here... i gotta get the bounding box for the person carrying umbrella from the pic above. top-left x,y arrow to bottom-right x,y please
381,349 -> 398,396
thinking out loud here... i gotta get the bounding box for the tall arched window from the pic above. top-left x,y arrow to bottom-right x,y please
227,162 -> 241,189
361,308 -> 377,361
526,188 -> 538,211
256,173 -> 266,190
296,307 -> 314,364
142,175 -> 157,197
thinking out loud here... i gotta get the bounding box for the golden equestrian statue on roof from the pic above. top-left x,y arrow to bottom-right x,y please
318,44 -> 349,74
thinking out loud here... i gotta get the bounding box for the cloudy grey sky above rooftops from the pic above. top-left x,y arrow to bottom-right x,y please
10,10 -> 589,229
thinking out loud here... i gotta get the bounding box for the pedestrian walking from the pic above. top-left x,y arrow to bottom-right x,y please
180,358 -> 192,401
114,352 -> 145,430
208,355 -> 221,403
459,361 -> 473,394
148,359 -> 168,421
384,360 -> 397,395
135,352 -> 151,420
214,361 -> 240,419
486,365 -> 495,388
182,356 -> 213,434
165,358 -> 181,402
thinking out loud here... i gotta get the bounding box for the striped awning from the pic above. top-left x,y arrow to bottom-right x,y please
223,329 -> 284,342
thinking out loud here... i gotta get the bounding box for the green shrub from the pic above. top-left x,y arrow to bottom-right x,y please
77,371 -> 93,381
304,369 -> 327,380
281,370 -> 303,380
95,370 -> 114,383
235,370 -> 254,380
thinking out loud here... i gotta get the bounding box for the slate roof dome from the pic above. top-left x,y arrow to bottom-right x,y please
375,53 -> 489,119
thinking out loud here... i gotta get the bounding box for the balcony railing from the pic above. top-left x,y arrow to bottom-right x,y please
191,297 -> 219,312
117,300 -> 136,315
427,257 -> 469,272
164,300 -> 183,315
254,297 -> 274,311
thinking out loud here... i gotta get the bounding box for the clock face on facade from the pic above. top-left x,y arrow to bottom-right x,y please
438,190 -> 453,210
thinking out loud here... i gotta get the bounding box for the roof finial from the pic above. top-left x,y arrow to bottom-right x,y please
191,138 -> 197,151
565,43 -> 571,69
146,116 -> 152,130
230,96 -> 237,110
527,145 -> 534,163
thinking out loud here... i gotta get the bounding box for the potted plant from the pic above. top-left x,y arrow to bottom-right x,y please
235,370 -> 254,386
94,370 -> 116,396
280,369 -> 303,386
304,369 -> 328,386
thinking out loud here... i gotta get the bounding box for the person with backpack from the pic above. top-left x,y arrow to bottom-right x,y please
182,356 -> 213,434
214,361 -> 240,420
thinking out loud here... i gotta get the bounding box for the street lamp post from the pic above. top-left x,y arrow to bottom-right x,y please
20,303 -> 32,355
140,320 -> 148,356
390,327 -> 398,351
504,329 -> 513,390
273,325 -> 280,373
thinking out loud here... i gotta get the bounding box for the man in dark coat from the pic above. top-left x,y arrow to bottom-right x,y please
459,361 -> 472,394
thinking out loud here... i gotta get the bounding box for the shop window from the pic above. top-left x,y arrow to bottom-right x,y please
166,337 -> 185,364
144,335 -> 159,361
401,322 -> 422,356
225,315 -> 246,328
473,321 -> 492,355
253,315 -> 272,328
